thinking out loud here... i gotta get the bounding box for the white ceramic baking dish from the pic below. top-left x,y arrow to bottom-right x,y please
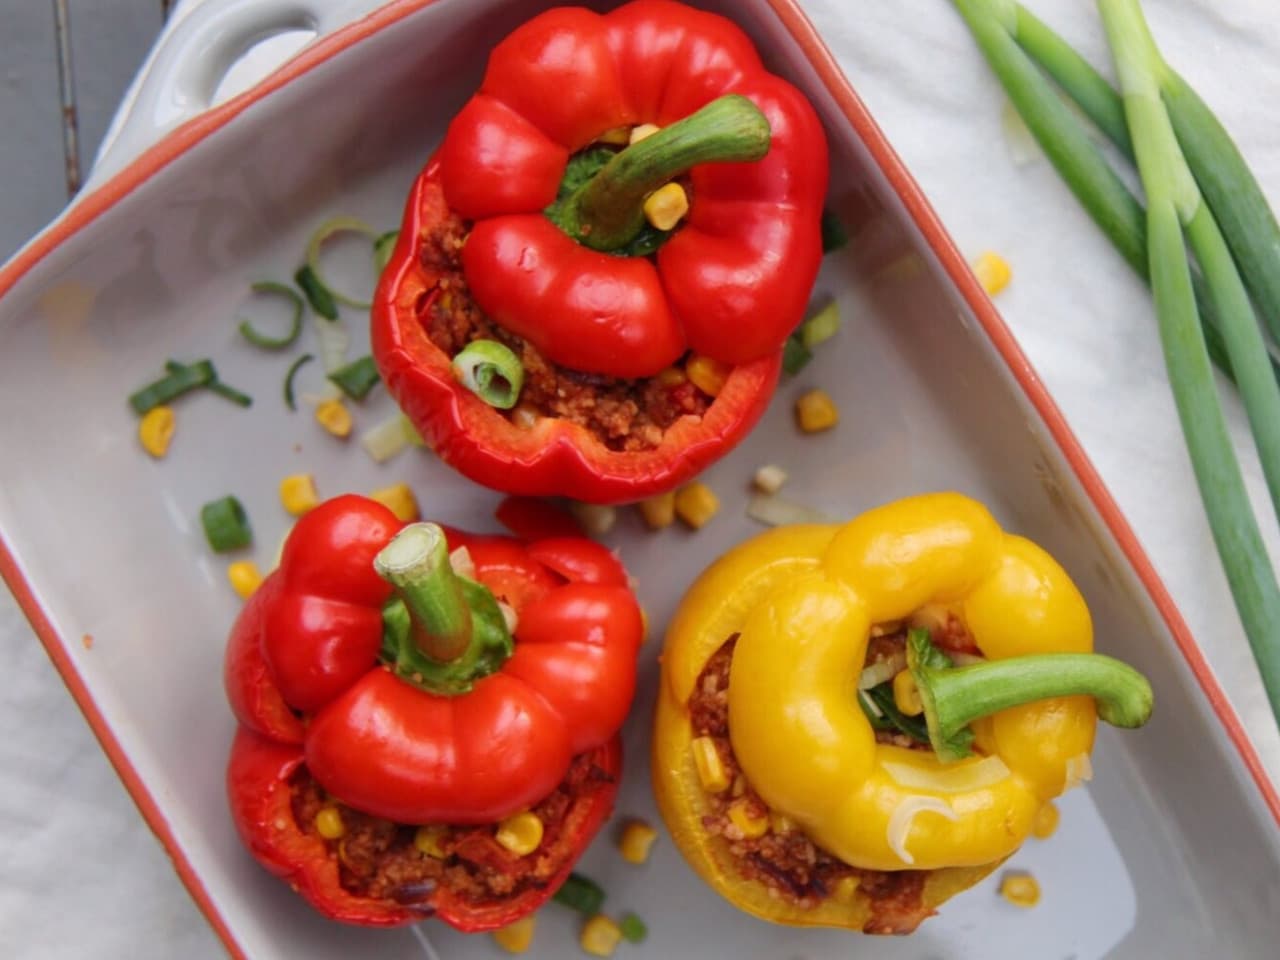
1,0 -> 1278,957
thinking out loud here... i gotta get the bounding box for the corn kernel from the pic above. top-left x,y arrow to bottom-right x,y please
314,807 -> 344,840
685,355 -> 730,397
656,366 -> 687,387
795,389 -> 839,433
1031,802 -> 1060,840
999,871 -> 1040,908
752,464 -> 788,495
769,811 -> 796,835
639,491 -> 676,530
618,819 -> 659,865
892,669 -> 923,717
974,251 -> 1012,295
495,812 -> 544,856
691,736 -> 729,793
629,122 -> 661,144
674,482 -> 720,529
279,474 -> 319,516
226,560 -> 263,600
138,406 -> 176,459
833,875 -> 861,903
414,825 -> 447,858
596,125 -> 631,145
580,915 -> 623,957
727,800 -> 770,839
492,914 -> 536,954
315,398 -> 353,438
369,483 -> 420,522
643,182 -> 690,231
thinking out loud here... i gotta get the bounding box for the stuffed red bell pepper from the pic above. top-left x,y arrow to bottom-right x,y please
372,0 -> 829,503
224,494 -> 644,929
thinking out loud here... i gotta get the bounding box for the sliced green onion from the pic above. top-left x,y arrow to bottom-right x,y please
374,230 -> 399,272
400,413 -> 425,447
799,300 -> 841,349
128,359 -> 215,414
618,913 -> 648,945
781,335 -> 812,376
552,873 -> 605,915
361,412 -> 414,463
163,360 -> 251,409
200,495 -> 252,552
820,208 -> 848,253
306,216 -> 378,309
294,264 -> 338,320
452,340 -> 524,409
283,353 -> 314,412
327,354 -> 381,402
237,281 -> 304,350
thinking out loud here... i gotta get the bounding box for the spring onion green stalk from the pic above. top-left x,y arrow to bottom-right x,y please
306,216 -> 379,309
327,354 -> 381,401
200,495 -> 252,552
238,281 -> 304,350
781,335 -> 812,376
452,340 -> 524,409
128,359 -> 215,414
163,360 -> 251,408
360,412 -> 415,463
1096,0 -> 1280,708
294,264 -> 338,320
618,913 -> 648,945
800,300 -> 841,349
552,873 -> 606,915
283,353 -> 314,411
205,379 -> 253,408
373,231 -> 399,272
821,209 -> 849,254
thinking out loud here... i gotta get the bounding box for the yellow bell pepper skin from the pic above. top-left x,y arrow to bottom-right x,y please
652,492 -> 1098,928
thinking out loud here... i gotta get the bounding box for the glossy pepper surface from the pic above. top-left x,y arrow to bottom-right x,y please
653,493 -> 1150,930
224,495 -> 644,929
373,0 -> 827,503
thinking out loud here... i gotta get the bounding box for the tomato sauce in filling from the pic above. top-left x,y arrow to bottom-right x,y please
417,211 -> 713,452
291,753 -> 613,908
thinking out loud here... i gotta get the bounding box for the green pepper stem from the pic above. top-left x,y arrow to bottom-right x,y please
563,94 -> 770,252
919,652 -> 1153,744
374,522 -> 472,663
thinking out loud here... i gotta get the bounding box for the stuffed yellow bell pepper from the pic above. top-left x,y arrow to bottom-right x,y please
652,492 -> 1152,934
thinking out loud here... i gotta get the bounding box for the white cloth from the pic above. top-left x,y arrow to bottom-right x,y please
2,1 -> 1278,956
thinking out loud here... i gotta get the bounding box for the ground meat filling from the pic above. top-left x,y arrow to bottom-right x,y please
418,210 -> 713,452
689,637 -> 931,936
291,753 -> 613,909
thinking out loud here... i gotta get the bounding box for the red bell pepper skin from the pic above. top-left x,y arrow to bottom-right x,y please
224,494 -> 643,928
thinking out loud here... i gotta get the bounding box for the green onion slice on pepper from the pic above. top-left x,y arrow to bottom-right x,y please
237,281 -> 304,350
201,495 -> 252,552
452,340 -> 524,409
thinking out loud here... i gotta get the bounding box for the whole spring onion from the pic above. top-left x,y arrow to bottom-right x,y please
953,0 -> 1280,717
283,353 -> 314,412
200,495 -> 252,552
238,281 -> 304,350
452,340 -> 524,409
305,216 -> 379,310
327,354 -> 381,402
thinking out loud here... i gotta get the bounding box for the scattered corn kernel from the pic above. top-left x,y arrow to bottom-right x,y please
999,871 -> 1040,908
691,736 -> 729,793
580,915 -> 623,957
226,560 -> 263,600
674,482 -> 720,529
495,812 -> 544,856
892,669 -> 924,717
414,825 -> 447,858
752,464 -> 788,495
795,389 -> 839,433
727,800 -> 770,839
833,875 -> 861,903
618,819 -> 659,865
974,251 -> 1012,295
138,406 -> 176,458
315,398 -> 353,438
369,482 -> 420,522
596,125 -> 631,145
643,182 -> 690,231
686,355 -> 730,397
1031,802 -> 1060,840
656,366 -> 687,387
492,914 -> 537,954
769,811 -> 796,835
279,473 -> 320,516
314,807 -> 344,840
639,491 -> 676,529
629,122 -> 661,144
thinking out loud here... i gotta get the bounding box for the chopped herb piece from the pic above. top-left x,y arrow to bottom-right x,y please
552,872 -> 605,916
294,264 -> 338,320
128,359 -> 215,414
200,495 -> 252,552
238,281 -> 304,349
283,353 -> 315,412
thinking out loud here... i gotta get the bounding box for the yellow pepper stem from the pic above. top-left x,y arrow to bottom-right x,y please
908,629 -> 1153,762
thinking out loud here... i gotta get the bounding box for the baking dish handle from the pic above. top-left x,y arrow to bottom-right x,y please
84,0 -> 380,193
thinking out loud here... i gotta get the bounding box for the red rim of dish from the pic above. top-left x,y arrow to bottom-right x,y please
0,1 -> 1276,956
